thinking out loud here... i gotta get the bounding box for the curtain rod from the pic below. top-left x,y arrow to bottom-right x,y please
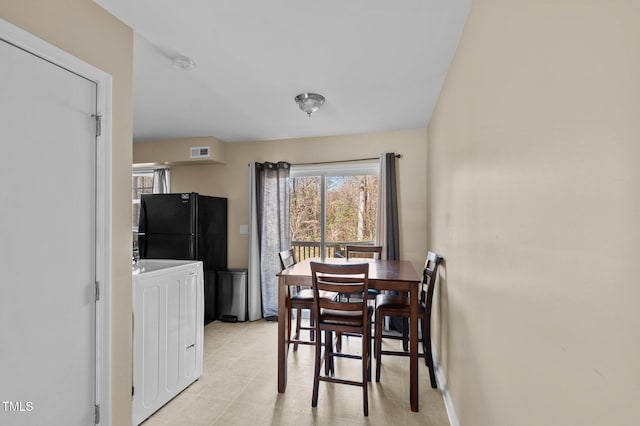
292,154 -> 401,166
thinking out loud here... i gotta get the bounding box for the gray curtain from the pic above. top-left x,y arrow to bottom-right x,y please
152,168 -> 170,193
377,152 -> 402,330
377,152 -> 400,260
248,163 -> 262,320
248,161 -> 291,319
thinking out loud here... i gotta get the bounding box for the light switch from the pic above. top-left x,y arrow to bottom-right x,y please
239,225 -> 249,235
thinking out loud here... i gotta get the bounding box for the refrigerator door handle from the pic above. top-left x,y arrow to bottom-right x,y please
138,199 -> 147,258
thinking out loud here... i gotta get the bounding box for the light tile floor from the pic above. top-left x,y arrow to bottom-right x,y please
141,319 -> 450,426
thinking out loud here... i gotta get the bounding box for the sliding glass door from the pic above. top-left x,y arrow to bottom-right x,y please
289,163 -> 379,261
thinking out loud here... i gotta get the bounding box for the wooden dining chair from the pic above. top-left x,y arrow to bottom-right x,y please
279,249 -> 315,351
345,245 -> 382,301
310,261 -> 372,416
345,244 -> 383,260
373,251 -> 443,388
339,245 -> 383,351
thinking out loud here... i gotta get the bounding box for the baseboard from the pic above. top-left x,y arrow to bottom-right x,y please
432,342 -> 460,426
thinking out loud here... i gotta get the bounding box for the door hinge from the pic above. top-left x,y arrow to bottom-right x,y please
92,114 -> 102,137
132,386 -> 135,396
94,404 -> 100,424
95,281 -> 100,302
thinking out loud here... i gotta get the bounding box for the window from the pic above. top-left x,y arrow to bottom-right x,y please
132,168 -> 170,256
289,162 -> 379,261
132,170 -> 154,232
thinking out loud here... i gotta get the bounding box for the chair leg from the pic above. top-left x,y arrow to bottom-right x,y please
287,303 -> 292,351
329,331 -> 336,375
375,311 -> 383,382
362,326 -> 369,416
293,307 -> 302,351
402,317 -> 409,352
369,297 -> 376,357
324,330 -> 334,376
427,343 -> 437,388
420,320 -> 427,366
311,327 -> 322,408
309,309 -> 315,342
366,326 -> 372,382
424,320 -> 437,389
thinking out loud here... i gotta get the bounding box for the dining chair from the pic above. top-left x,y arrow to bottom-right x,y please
339,245 -> 383,351
279,249 -> 315,351
345,245 -> 383,302
373,251 -> 443,388
345,244 -> 383,260
310,261 -> 372,416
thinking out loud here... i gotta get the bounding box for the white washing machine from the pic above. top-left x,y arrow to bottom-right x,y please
132,259 -> 204,425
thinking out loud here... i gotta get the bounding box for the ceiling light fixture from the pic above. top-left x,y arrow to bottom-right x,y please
294,93 -> 325,117
172,55 -> 197,71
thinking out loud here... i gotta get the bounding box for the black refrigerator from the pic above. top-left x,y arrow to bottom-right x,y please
138,192 -> 227,324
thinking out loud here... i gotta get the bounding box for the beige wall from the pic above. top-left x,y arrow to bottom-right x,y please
428,0 -> 640,425
0,2 -> 134,424
134,136 -> 227,165
138,128 -> 428,270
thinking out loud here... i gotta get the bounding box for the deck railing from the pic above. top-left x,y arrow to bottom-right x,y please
292,241 -> 375,262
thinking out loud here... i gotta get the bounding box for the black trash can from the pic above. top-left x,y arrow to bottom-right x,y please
216,268 -> 248,322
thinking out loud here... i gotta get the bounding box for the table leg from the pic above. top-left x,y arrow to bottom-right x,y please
410,284 -> 419,412
278,275 -> 289,393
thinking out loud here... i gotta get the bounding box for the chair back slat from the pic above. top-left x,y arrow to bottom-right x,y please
315,281 -> 363,295
319,299 -> 364,312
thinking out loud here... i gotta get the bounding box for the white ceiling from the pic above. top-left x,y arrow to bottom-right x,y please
95,0 -> 471,143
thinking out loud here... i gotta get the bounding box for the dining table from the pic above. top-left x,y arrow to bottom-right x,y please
276,257 -> 423,412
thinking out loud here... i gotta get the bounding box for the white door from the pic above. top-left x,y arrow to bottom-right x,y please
0,37 -> 97,425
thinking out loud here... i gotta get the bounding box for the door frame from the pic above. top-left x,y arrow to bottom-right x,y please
0,18 -> 113,425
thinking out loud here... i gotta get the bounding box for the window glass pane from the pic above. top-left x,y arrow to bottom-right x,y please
326,175 -> 378,256
132,172 -> 154,230
290,176 -> 321,260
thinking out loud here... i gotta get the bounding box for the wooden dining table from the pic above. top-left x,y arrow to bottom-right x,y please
276,257 -> 423,412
